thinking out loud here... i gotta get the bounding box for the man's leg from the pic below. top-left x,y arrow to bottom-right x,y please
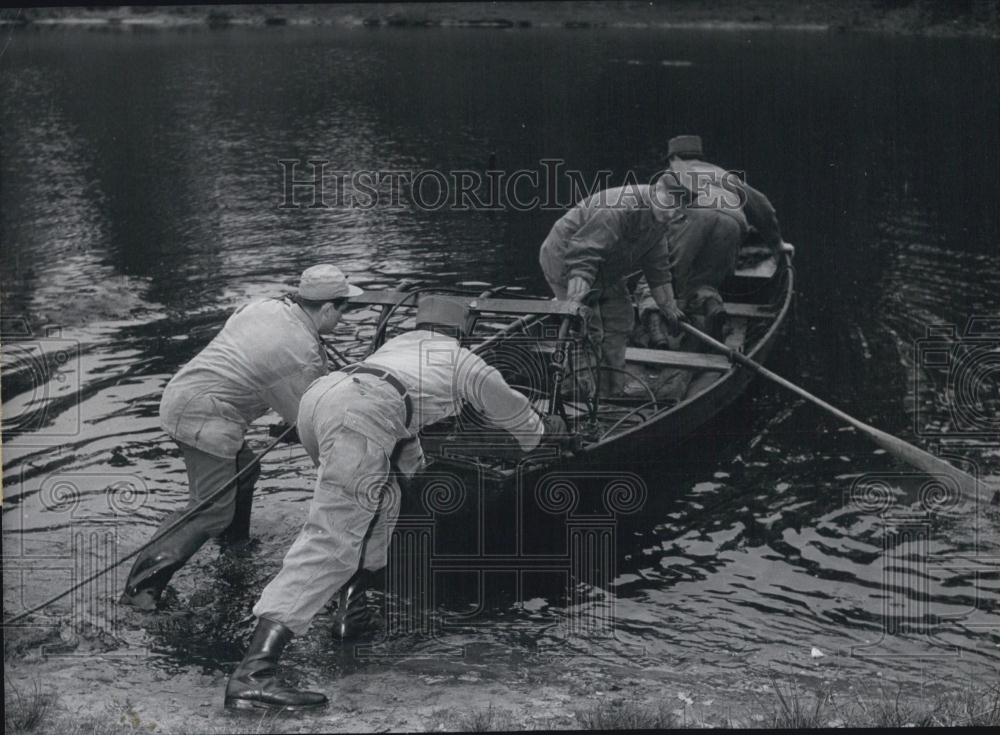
121,442 -> 242,610
219,443 -> 261,545
330,476 -> 401,640
226,407 -> 389,711
253,427 -> 389,636
596,280 -> 636,396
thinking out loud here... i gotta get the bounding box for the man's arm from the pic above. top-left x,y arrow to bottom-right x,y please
457,351 -> 546,452
742,183 -> 782,250
640,240 -> 685,331
561,207 -> 626,301
261,341 -> 327,425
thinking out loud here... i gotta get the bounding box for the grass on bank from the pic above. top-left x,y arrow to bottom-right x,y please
6,674 -> 1000,733
574,700 -> 679,730
760,678 -> 1000,729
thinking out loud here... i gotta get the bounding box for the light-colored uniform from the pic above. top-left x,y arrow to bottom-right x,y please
128,298 -> 328,585
538,184 -> 673,390
253,330 -> 544,635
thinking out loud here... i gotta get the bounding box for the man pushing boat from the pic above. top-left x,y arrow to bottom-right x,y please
223,295 -> 569,711
120,265 -> 362,610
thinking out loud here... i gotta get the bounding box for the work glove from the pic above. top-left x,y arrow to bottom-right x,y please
391,436 -> 426,480
538,414 -> 573,452
268,422 -> 300,445
660,302 -> 686,337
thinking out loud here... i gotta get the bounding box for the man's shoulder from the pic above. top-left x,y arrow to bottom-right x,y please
584,184 -> 650,210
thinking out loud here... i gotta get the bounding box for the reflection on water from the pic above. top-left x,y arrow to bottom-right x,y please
2,27 -> 999,689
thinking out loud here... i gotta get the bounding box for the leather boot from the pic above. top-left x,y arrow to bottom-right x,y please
119,554 -> 182,611
331,571 -> 376,641
224,618 -> 328,711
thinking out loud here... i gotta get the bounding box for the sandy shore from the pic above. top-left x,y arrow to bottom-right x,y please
2,1 -> 999,37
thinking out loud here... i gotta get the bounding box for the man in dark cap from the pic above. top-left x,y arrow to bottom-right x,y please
120,265 -> 363,610
636,134 -> 785,345
224,295 -> 567,712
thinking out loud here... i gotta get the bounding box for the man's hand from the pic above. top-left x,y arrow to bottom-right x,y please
660,302 -> 686,336
566,276 -> 592,304
269,422 -> 300,445
537,414 -> 574,452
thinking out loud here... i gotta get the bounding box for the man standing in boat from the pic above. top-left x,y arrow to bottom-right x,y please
224,295 -> 567,712
119,265 -> 362,610
538,176 -> 688,396
636,134 -> 785,347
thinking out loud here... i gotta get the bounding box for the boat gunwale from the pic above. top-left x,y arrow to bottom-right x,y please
571,251 -> 795,454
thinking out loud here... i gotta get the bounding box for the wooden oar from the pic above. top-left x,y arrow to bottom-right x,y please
679,321 -> 989,498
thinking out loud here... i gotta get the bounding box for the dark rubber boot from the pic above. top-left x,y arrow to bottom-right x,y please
704,301 -> 726,343
224,618 -> 327,712
219,449 -> 260,545
119,554 -> 183,611
218,481 -> 254,545
331,572 -> 376,641
643,311 -> 671,350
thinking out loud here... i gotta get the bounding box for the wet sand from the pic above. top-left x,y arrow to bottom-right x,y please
4,613 -> 877,732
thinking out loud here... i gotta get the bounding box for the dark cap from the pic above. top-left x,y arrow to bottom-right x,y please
667,134 -> 703,159
415,295 -> 472,338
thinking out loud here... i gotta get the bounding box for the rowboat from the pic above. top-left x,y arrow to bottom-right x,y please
341,244 -> 794,482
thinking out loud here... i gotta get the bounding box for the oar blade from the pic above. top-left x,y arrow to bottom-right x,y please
864,426 -> 986,499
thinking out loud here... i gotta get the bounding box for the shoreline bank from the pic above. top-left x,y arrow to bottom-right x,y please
3,2 -> 999,38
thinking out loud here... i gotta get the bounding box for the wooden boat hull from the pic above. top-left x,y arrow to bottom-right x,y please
416,250 -> 795,484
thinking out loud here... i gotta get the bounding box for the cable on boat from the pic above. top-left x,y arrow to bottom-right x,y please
597,400 -> 658,442
563,365 -> 659,413
320,336 -> 352,369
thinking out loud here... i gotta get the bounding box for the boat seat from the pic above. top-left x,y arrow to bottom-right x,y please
625,347 -> 732,372
724,302 -> 775,319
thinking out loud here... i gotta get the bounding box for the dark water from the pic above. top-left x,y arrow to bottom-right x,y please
3,27 -> 999,690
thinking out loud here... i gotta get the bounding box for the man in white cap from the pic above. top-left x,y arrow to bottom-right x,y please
538,179 -> 687,396
224,295 -> 567,712
636,134 -> 786,346
120,265 -> 363,611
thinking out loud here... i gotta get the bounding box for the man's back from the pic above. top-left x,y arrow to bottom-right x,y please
365,330 -> 543,450
160,298 -> 326,456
